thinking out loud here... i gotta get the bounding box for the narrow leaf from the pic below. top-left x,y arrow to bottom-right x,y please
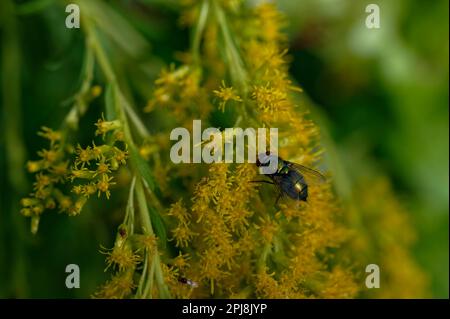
129,144 -> 155,191
105,84 -> 117,121
149,206 -> 167,248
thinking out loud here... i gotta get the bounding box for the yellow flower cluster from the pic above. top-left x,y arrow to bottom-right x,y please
95,225 -> 164,298
167,200 -> 197,247
21,121 -> 127,233
247,4 -> 357,297
144,65 -> 211,127
72,141 -> 128,199
93,270 -> 135,299
153,2 -> 361,298
161,164 -> 258,297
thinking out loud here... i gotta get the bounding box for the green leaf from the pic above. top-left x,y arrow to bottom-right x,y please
148,206 -> 167,248
129,144 -> 156,191
79,0 -> 151,59
105,84 -> 117,121
16,0 -> 54,16
129,146 -> 166,245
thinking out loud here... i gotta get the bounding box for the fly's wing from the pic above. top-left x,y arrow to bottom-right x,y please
286,162 -> 326,185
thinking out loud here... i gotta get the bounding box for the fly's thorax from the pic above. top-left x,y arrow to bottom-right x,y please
277,160 -> 289,174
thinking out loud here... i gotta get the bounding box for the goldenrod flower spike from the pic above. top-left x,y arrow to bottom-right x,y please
21,118 -> 128,234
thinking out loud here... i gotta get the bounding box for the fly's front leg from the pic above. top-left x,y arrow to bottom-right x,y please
250,180 -> 274,185
275,190 -> 286,205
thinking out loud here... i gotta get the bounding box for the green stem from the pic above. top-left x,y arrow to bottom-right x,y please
86,26 -> 116,83
191,0 -> 210,67
143,256 -> 156,298
212,0 -> 248,89
257,243 -> 272,272
135,178 -> 154,235
124,176 -> 136,234
121,94 -> 151,139
15,0 -> 54,15
82,11 -> 170,299
84,15 -> 150,140
135,178 -> 171,298
63,41 -> 94,131
136,249 -> 149,298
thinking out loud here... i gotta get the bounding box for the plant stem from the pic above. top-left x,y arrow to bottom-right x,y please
82,10 -> 170,299
63,42 -> 94,131
124,176 -> 136,234
135,178 -> 171,298
212,0 -> 248,89
136,249 -> 149,298
191,0 -> 210,67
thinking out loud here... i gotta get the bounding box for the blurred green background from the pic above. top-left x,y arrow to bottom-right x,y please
0,0 -> 448,298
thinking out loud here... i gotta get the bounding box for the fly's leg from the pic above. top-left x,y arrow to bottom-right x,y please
275,193 -> 282,205
275,190 -> 286,205
250,180 -> 284,206
250,180 -> 274,185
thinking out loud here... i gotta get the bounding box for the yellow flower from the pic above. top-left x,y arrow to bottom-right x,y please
96,174 -> 115,199
49,161 -> 69,178
90,85 -> 103,98
255,217 -> 279,244
26,160 -> 44,173
58,196 -> 73,213
75,145 -> 94,167
37,126 -> 62,145
213,81 -> 242,111
94,117 -> 121,138
68,197 -> 88,216
173,252 -> 191,270
253,3 -> 287,43
102,245 -> 141,272
37,148 -> 59,166
95,160 -> 111,176
70,166 -> 95,180
33,173 -> 52,191
81,183 -> 97,198
251,84 -> 289,115
137,234 -> 158,253
171,223 -> 196,248
255,270 -> 289,298
93,271 -> 135,299
113,147 -> 128,165
167,200 -> 190,225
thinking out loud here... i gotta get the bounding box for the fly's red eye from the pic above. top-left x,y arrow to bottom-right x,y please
119,228 -> 126,237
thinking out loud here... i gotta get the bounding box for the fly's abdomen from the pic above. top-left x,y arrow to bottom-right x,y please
280,170 -> 308,201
